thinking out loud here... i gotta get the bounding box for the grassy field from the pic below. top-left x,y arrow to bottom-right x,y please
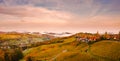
90,41 -> 120,61
22,39 -> 120,61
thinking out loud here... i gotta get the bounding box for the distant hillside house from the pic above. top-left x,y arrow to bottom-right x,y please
75,36 -> 89,43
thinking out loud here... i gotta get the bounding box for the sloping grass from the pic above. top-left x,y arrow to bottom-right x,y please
23,39 -> 120,61
91,41 -> 120,61
56,52 -> 98,61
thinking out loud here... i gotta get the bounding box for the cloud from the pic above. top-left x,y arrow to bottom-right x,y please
0,5 -> 70,17
1,0 -> 120,16
0,5 -> 74,24
0,0 -> 120,33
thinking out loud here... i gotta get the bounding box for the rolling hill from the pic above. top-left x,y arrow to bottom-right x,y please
22,36 -> 120,61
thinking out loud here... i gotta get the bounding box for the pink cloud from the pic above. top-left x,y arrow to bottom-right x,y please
0,5 -> 74,24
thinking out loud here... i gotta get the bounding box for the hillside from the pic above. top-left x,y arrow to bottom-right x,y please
0,32 -> 55,46
0,32 -> 120,61
90,41 -> 120,61
22,36 -> 120,61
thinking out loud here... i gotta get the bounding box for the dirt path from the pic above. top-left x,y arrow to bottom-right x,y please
49,49 -> 67,61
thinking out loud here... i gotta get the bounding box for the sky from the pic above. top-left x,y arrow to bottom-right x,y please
0,0 -> 120,33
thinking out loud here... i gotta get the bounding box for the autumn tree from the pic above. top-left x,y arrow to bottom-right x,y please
103,32 -> 110,40
118,31 -> 120,41
95,31 -> 101,41
26,56 -> 32,61
0,49 -> 5,61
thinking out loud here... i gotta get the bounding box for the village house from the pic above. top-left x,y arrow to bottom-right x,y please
19,43 -> 28,50
0,45 -> 11,49
75,36 -> 89,43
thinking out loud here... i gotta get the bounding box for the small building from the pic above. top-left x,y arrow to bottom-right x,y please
75,36 -> 90,43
